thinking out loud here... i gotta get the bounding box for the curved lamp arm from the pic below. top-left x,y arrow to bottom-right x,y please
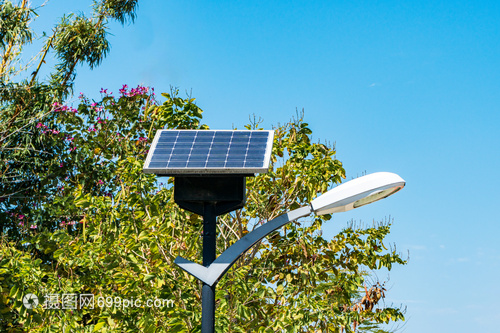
175,206 -> 312,286
175,172 -> 406,287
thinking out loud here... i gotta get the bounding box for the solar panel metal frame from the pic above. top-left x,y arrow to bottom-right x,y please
143,130 -> 274,175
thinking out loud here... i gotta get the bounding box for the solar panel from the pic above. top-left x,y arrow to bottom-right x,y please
143,130 -> 274,175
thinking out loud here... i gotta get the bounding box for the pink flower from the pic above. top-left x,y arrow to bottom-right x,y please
18,214 -> 25,219
30,225 -> 37,229
126,85 -> 150,97
36,123 -> 43,128
59,163 -> 63,167
119,84 -> 128,95
97,180 -> 104,185
52,102 -> 63,112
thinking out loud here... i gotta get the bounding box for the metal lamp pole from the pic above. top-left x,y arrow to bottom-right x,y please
201,203 -> 216,332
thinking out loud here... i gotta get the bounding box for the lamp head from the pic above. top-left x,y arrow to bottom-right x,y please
310,172 -> 405,215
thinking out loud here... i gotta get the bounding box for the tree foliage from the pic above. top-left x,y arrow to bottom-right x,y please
1,0 -> 139,237
1,85 -> 406,332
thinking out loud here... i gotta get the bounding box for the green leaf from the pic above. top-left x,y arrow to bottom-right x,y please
93,321 -> 105,332
9,285 -> 19,298
143,274 -> 155,282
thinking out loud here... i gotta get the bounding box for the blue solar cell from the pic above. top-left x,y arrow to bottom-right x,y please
210,148 -> 228,155
170,155 -> 189,161
168,161 -> 188,167
173,142 -> 193,148
156,141 -> 175,146
252,131 -> 269,138
246,148 -> 265,154
226,161 -> 245,167
187,161 -> 206,167
229,140 -> 248,146
160,131 -> 178,137
178,131 -> 196,136
215,131 -> 232,136
248,149 -> 262,154
195,137 -> 213,143
176,137 -> 195,143
246,155 -> 265,161
228,147 -> 247,154
208,154 -> 227,161
192,143 -> 212,149
247,155 -> 265,161
152,148 -> 173,154
228,151 -> 247,157
189,154 -> 208,161
250,138 -> 268,143
190,152 -> 210,159
151,154 -> 171,162
170,148 -> 191,155
206,161 -> 225,167
149,161 -> 168,168
213,138 -> 231,143
244,161 -> 263,167
248,142 -> 266,147
196,131 -> 214,136
159,136 -> 177,142
227,152 -> 246,159
212,139 -> 230,144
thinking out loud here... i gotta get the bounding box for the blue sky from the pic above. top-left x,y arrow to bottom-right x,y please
31,1 -> 500,332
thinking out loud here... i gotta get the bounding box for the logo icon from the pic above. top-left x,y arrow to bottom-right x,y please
23,293 -> 39,309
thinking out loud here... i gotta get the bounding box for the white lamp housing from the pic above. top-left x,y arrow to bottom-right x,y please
310,172 -> 405,215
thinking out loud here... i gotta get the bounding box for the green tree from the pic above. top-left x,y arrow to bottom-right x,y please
0,0 -> 139,241
1,85 -> 406,332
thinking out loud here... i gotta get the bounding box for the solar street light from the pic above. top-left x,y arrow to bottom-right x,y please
143,130 -> 405,333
